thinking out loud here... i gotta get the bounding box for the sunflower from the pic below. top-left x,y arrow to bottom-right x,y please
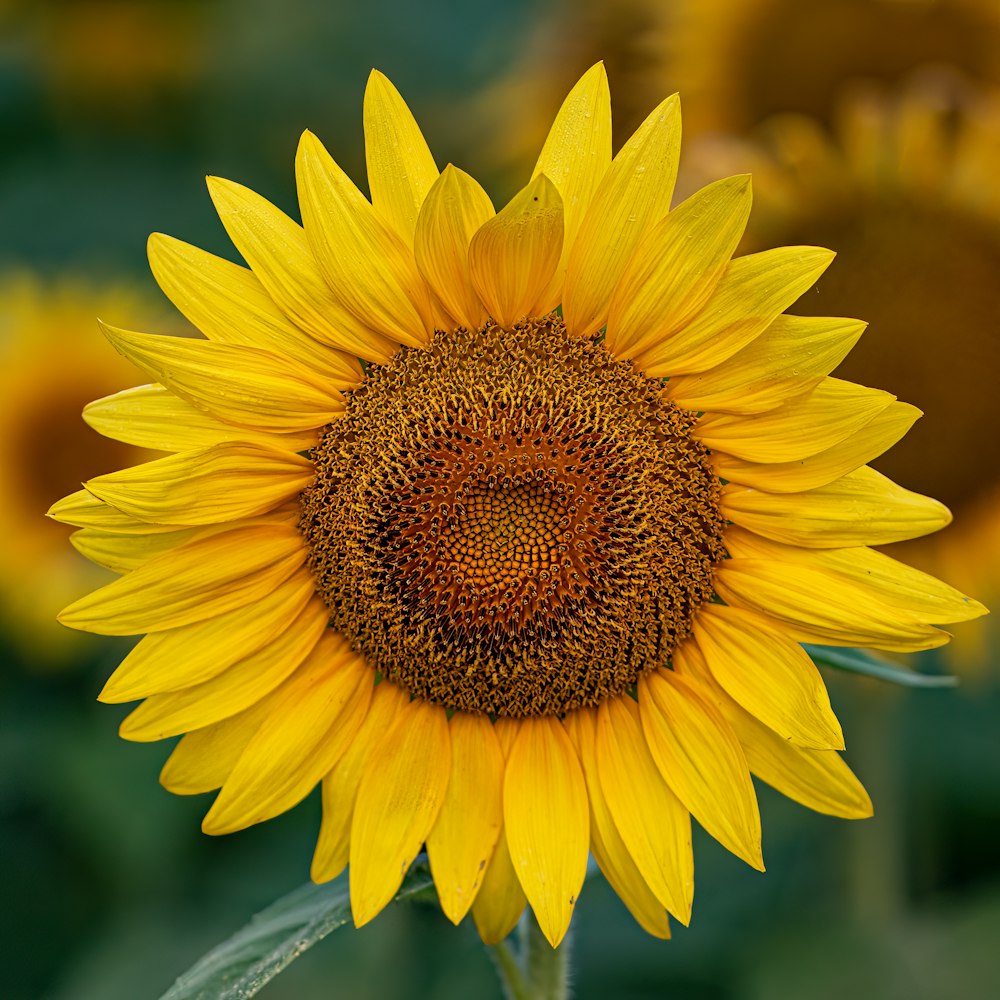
54,65 -> 985,947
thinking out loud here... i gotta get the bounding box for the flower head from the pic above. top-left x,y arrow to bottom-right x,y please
54,65 -> 986,946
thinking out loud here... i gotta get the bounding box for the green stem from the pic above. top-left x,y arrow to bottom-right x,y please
488,911 -> 570,1000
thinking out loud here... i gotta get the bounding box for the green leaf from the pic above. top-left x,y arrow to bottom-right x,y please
159,860 -> 434,1000
804,644 -> 957,688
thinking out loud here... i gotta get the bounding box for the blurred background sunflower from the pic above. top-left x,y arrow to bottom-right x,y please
2,2 -> 998,999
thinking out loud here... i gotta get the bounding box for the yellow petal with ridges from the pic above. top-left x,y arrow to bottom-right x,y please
503,716 -> 589,948
120,598 -> 328,741
203,633 -> 373,834
99,569 -> 317,703
207,176 -> 395,362
721,465 -> 952,548
58,525 -> 306,635
296,130 -> 433,349
48,489 -> 192,533
673,642 -> 872,820
427,712 -> 505,924
606,174 -> 752,359
312,680 -> 411,884
595,697 -> 694,923
414,165 -> 495,330
147,233 -> 361,385
564,709 -> 671,939
85,442 -> 312,526
714,401 -> 920,493
100,324 -> 342,434
71,526 -> 200,573
364,70 -> 439,247
639,670 -> 764,870
350,698 -> 451,926
714,559 -> 949,652
468,174 -> 563,329
669,315 -> 866,415
635,247 -> 835,377
693,604 -> 844,750
531,62 -> 612,313
563,94 -> 681,338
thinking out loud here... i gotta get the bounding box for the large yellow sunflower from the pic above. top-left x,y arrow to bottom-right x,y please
54,66 -> 985,947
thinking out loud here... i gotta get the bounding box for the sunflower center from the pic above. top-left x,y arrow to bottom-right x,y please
299,316 -> 726,717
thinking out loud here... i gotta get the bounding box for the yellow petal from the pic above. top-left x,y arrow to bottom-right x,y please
564,709 -> 671,939
414,165 -> 495,330
606,174 -> 753,359
673,641 -> 872,820
207,175 -> 395,362
147,232 -> 361,385
364,70 -> 439,247
639,670 -> 764,870
71,526 -> 200,573
636,247 -> 835,377
668,315 -> 867,415
531,62 -> 612,313
693,604 -> 844,750
120,597 -> 328,741
311,680 -> 411,883
724,526 -> 988,626
85,442 -> 312,526
100,323 -> 342,434
595,696 -> 694,923
713,401 -> 921,493
99,569 -> 317,703
49,488 -> 196,534
721,466 -> 953,548
83,384 -> 318,454
427,712 -> 505,924
203,633 -> 373,834
468,174 -> 563,329
503,716 -> 589,948
563,94 -> 681,338
714,559 -> 949,652
350,699 -> 451,926
58,525 -> 306,635
296,130 -> 433,349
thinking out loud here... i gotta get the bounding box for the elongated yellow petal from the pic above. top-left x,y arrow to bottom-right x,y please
100,324 -> 342,434
296,130 -> 433,349
203,633 -> 373,834
693,604 -> 844,750
364,70 -> 439,247
414,165 -> 495,329
606,175 -> 752,359
668,315 -> 866,415
49,489 -> 194,534
350,699 -> 450,926
531,62 -> 612,313
100,569 -> 316,703
85,442 -> 312,526
71,526 -> 199,573
714,401 -> 920,493
639,670 -> 764,870
564,709 -> 671,939
58,525 -> 306,635
673,642 -> 872,820
724,526 -> 987,625
312,680 -> 411,883
636,247 -> 835,377
714,559 -> 949,651
468,174 -> 563,329
83,384 -> 319,454
427,712 -> 504,924
207,176 -> 395,362
120,598 -> 328,741
503,716 -> 589,948
696,377 -> 894,463
596,696 -> 694,922
147,233 -> 361,385
721,466 -> 952,548
563,95 -> 681,338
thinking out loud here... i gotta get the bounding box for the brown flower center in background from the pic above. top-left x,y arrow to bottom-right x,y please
300,317 -> 726,716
